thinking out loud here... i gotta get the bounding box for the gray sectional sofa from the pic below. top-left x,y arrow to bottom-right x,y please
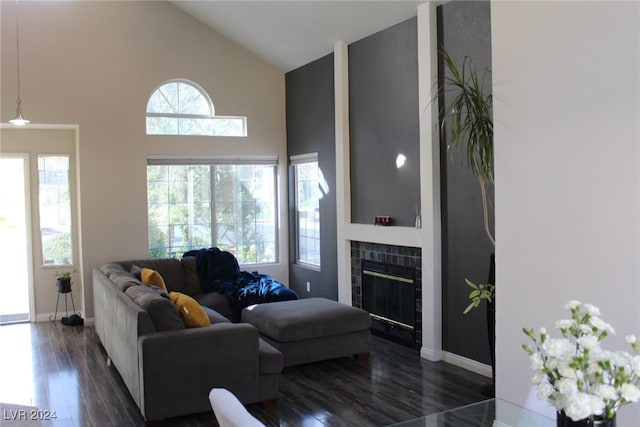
93,257 -> 283,424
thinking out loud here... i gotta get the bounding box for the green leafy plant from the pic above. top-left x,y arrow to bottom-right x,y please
437,48 -> 495,312
462,279 -> 495,314
441,52 -> 493,181
56,268 -> 77,280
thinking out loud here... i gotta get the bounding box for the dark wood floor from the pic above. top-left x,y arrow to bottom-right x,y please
0,322 -> 493,427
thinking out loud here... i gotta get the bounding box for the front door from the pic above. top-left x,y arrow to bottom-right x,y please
0,154 -> 33,324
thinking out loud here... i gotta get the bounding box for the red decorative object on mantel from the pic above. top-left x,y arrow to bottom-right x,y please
374,216 -> 392,226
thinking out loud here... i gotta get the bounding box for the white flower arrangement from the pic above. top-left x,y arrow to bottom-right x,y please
522,300 -> 640,422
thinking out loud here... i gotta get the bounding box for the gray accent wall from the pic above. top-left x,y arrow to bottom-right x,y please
348,18 -> 420,227
284,5 -> 493,368
439,1 -> 494,364
285,53 -> 338,300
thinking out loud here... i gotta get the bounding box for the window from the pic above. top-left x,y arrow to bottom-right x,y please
147,158 -> 277,264
291,153 -> 321,268
38,155 -> 73,265
146,79 -> 247,137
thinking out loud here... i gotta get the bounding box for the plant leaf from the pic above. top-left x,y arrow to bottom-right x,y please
463,301 -> 478,314
464,278 -> 479,289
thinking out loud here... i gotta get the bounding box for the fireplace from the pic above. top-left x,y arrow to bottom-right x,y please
351,241 -> 422,348
362,260 -> 416,347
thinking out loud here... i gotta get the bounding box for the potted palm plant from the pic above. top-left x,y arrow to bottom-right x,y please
438,48 -> 494,309
438,48 -> 495,386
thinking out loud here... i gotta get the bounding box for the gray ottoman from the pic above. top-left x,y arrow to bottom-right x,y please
241,298 -> 371,368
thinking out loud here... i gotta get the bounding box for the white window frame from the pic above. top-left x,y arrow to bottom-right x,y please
291,153 -> 321,270
146,79 -> 247,137
146,155 -> 278,265
38,154 -> 74,266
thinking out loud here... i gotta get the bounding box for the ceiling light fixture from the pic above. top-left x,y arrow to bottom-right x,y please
9,0 -> 29,126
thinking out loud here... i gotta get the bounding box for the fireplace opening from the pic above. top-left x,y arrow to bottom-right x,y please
361,260 -> 416,348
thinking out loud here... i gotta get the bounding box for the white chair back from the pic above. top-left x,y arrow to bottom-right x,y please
208,388 -> 266,427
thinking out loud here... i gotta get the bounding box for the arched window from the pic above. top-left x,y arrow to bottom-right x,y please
146,79 -> 246,137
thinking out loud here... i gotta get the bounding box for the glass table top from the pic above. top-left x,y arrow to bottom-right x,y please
387,398 -> 554,427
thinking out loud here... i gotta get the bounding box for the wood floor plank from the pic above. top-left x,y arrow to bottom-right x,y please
0,322 -> 492,427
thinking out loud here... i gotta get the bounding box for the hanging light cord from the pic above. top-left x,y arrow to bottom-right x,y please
10,0 -> 29,125
14,0 -> 23,110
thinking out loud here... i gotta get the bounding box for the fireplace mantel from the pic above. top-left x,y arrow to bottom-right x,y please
343,223 -> 422,248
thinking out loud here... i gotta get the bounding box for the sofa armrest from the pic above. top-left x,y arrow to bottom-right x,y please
258,338 -> 283,375
93,267 -> 154,411
137,322 -> 262,420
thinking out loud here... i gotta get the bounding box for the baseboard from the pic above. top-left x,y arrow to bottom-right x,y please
34,312 -> 90,324
441,351 -> 493,378
419,346 -> 442,362
35,313 -> 56,323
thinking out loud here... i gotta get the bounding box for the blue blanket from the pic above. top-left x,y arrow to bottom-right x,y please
183,248 -> 298,315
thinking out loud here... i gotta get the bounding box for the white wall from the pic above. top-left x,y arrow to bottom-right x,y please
493,1 -> 640,424
1,1 -> 287,320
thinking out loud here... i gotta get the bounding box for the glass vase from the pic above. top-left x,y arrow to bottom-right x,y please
557,411 -> 616,427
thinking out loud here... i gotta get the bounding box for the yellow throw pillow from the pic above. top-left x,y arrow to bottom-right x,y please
170,292 -> 211,328
141,268 -> 167,291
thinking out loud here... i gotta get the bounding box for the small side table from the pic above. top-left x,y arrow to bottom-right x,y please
49,281 -> 77,322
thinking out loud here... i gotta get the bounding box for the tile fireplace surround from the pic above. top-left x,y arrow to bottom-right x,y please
350,241 -> 422,346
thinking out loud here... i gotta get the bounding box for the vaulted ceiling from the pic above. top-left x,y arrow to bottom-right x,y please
170,1 -> 424,72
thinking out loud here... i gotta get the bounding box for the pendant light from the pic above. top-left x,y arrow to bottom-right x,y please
9,0 -> 29,126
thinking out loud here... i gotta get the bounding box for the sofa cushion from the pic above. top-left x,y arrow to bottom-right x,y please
241,298 -> 371,342
119,258 -> 188,294
194,292 -> 235,321
109,270 -> 143,292
170,292 -> 211,328
130,264 -> 143,280
201,306 -> 231,325
125,285 -> 186,332
181,256 -> 204,296
141,268 -> 167,291
100,262 -> 126,277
